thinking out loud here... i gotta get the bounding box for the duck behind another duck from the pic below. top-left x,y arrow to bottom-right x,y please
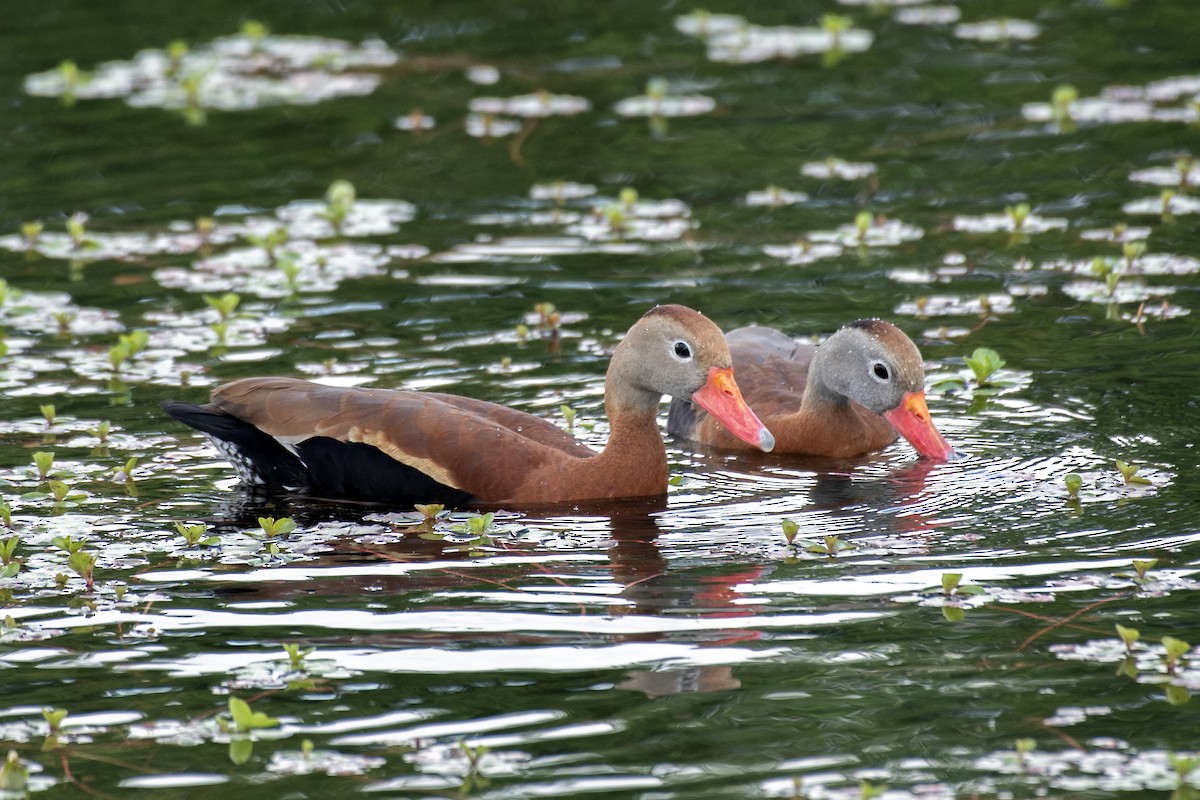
164,304 -> 775,507
667,319 -> 954,460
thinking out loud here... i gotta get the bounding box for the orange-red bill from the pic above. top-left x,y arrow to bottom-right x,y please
691,366 -> 775,452
883,391 -> 955,461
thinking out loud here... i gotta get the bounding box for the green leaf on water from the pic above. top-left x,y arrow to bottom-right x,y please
781,518 -> 800,545
964,347 -> 1005,386
1115,624 -> 1140,649
228,696 -> 277,731
1116,460 -> 1152,486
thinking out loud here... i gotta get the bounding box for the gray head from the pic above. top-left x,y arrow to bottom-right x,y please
608,305 -> 734,403
608,305 -> 773,451
808,319 -> 927,414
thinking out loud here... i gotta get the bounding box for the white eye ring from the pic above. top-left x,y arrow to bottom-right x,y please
671,340 -> 693,361
871,361 -> 891,382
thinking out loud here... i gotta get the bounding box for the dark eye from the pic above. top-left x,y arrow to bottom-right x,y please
872,362 -> 890,380
673,341 -> 692,359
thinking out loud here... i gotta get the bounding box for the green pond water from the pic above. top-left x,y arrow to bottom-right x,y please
2,1 -> 1200,797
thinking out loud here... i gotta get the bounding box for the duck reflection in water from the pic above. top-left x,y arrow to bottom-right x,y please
195,458 -> 940,699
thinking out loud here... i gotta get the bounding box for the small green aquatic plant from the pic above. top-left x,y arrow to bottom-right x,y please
88,420 -> 111,443
0,535 -> 18,563
1115,623 -> 1140,653
1064,473 -> 1082,500
1015,737 -> 1036,767
0,536 -> 19,578
1160,189 -> 1176,222
165,39 -> 188,76
42,708 -> 68,736
1005,202 -> 1031,231
1131,558 -> 1157,582
806,534 -> 855,557
258,516 -> 297,538
39,404 -> 56,427
32,451 -> 54,481
452,512 -> 496,537
283,643 -> 315,669
21,220 -> 43,246
226,696 -> 278,732
1162,636 -> 1190,675
204,291 -> 240,321
414,503 -> 444,524
322,179 -> 356,233
533,301 -> 560,332
938,573 -> 984,622
47,479 -> 75,504
1050,84 -> 1078,131
247,226 -> 288,261
1089,256 -> 1123,296
459,741 -> 491,793
859,779 -> 886,800
560,404 -> 577,432
51,535 -> 84,555
65,211 -> 89,249
781,518 -> 800,546
965,347 -> 1005,386
1122,240 -> 1146,272
241,19 -> 270,46
108,330 -> 149,373
113,456 -> 138,494
854,210 -> 873,241
941,572 -> 984,598
0,502 -> 12,529
68,549 -> 97,592
1116,459 -> 1151,485
1169,753 -> 1200,790
0,750 -> 28,793
276,252 -> 302,293
175,521 -> 219,548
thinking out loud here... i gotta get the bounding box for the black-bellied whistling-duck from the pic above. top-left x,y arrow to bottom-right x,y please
667,319 -> 954,460
163,305 -> 774,506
